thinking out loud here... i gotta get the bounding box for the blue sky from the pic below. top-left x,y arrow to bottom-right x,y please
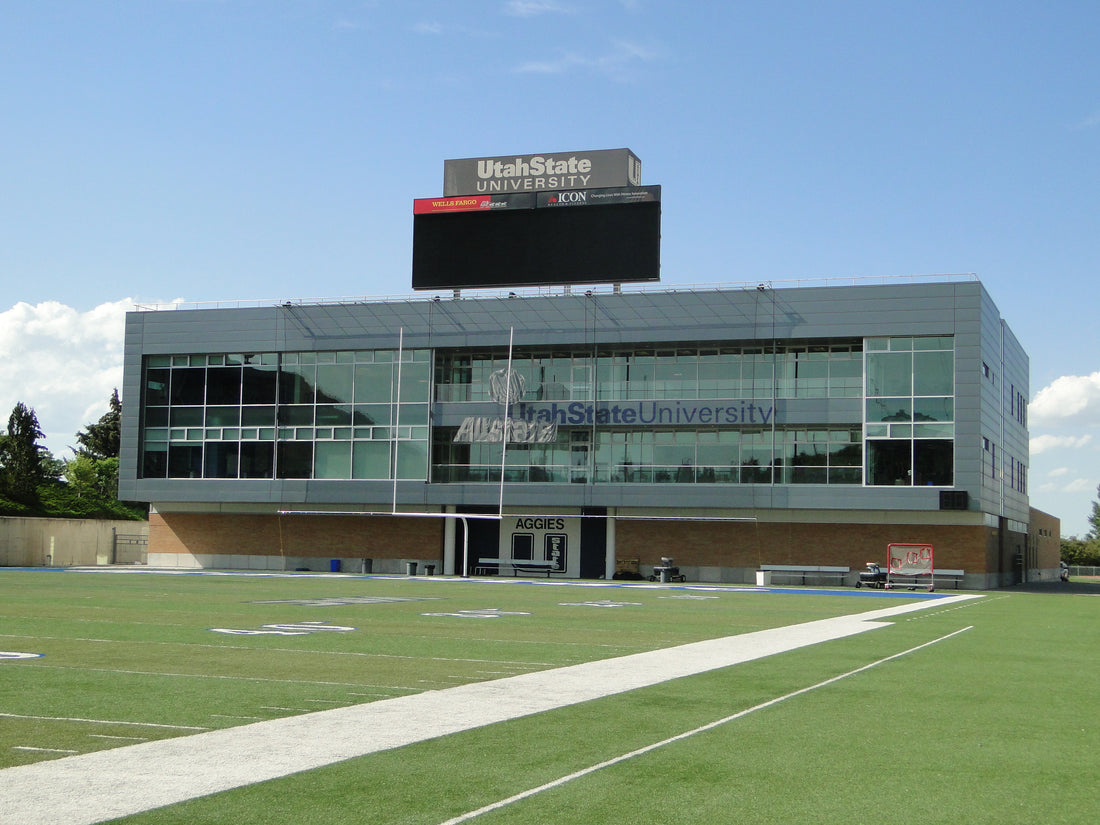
1,1 -> 1097,535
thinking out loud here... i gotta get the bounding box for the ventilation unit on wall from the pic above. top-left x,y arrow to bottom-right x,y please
939,490 -> 969,510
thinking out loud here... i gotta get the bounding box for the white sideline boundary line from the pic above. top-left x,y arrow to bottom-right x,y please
0,595 -> 980,825
440,625 -> 974,825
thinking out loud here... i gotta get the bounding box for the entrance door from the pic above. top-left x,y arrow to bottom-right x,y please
579,507 -> 607,579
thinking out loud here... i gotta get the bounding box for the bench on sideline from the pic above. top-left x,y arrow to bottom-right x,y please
475,558 -> 555,577
759,564 -> 850,586
888,568 -> 965,590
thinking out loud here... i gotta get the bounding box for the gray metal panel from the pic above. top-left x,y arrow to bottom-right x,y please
121,279 -> 1025,521
416,480 -> 947,513
118,313 -> 148,500
129,281 -> 985,355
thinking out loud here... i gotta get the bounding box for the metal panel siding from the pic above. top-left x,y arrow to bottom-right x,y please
118,312 -> 149,499
972,284 -> 1030,523
120,279 -> 1024,522
130,282 -> 976,354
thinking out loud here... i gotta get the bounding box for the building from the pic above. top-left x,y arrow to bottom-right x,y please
119,275 -> 1042,588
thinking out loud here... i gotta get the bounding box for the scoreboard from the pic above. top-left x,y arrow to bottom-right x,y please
411,186 -> 661,291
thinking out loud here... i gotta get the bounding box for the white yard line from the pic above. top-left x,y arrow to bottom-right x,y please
0,713 -> 208,731
439,626 -> 974,825
0,595 -> 979,825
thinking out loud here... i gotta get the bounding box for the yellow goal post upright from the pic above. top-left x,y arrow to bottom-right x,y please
886,542 -> 936,591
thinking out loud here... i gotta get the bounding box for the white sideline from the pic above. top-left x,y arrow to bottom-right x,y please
0,595 -> 979,824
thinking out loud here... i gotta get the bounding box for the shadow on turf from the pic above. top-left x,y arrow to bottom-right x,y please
1007,578 -> 1100,594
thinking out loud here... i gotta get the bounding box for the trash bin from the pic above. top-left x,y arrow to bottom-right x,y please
330,559 -> 341,573
424,564 -> 436,576
406,561 -> 418,576
755,570 -> 771,586
361,558 -> 373,574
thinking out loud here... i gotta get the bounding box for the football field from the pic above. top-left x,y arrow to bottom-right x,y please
0,569 -> 1095,824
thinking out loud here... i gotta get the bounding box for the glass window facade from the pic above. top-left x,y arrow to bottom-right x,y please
140,350 -> 430,480
864,336 -> 955,486
431,425 -> 862,485
435,342 -> 864,403
137,336 -> 954,488
433,340 -> 869,486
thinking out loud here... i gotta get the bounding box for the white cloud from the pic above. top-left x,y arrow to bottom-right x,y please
1028,373 -> 1100,530
504,1 -> 573,17
515,39 -> 659,79
1062,477 -> 1096,493
1074,109 -> 1100,130
1030,433 -> 1092,455
1029,371 -> 1100,425
0,299 -> 132,459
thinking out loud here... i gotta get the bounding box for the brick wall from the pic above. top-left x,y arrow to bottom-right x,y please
615,519 -> 990,573
151,512 -> 444,561
151,511 -> 993,576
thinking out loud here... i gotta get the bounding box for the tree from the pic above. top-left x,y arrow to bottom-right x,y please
38,450 -> 66,481
1061,537 -> 1100,566
75,389 -> 121,460
0,402 -> 47,501
1087,484 -> 1100,542
64,454 -> 101,498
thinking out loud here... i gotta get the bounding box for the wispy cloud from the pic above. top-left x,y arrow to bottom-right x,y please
1030,433 -> 1093,455
504,1 -> 573,17
515,39 -> 659,80
1074,109 -> 1100,130
1062,477 -> 1096,493
412,21 -> 444,35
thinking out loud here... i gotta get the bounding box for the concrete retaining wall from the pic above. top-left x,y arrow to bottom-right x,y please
0,517 -> 148,567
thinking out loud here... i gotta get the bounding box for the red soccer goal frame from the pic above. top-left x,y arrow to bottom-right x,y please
886,543 -> 936,591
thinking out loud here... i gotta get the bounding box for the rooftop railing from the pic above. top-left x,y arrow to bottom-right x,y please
132,272 -> 978,312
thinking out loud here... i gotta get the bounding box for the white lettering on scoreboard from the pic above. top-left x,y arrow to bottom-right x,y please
444,148 -> 641,196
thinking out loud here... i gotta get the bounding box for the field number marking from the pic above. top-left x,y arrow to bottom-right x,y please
210,621 -> 356,636
558,600 -> 642,608
421,608 -> 531,619
252,596 -> 440,607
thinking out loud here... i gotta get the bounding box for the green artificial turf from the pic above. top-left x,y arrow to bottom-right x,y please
2,571 -> 1096,824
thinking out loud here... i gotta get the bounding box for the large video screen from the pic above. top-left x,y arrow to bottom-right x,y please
412,189 -> 660,290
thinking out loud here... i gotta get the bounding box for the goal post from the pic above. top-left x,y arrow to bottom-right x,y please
886,543 -> 935,591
